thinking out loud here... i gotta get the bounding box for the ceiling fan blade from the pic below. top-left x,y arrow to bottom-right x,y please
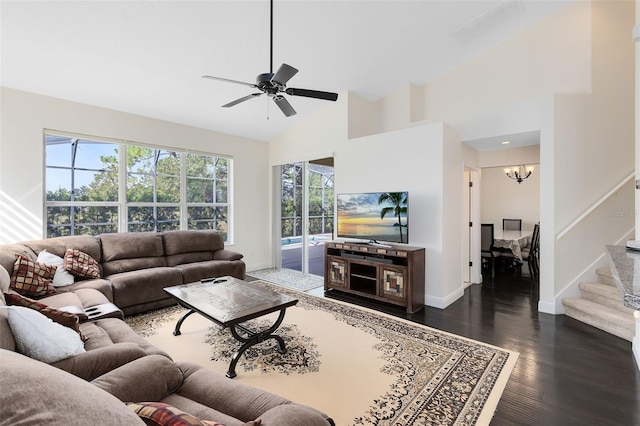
271,63 -> 298,87
202,75 -> 258,89
273,95 -> 297,117
285,88 -> 338,102
222,93 -> 263,108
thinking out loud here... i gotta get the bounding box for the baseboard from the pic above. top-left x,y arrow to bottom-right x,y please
245,262 -> 274,273
425,287 -> 465,309
538,300 -> 556,314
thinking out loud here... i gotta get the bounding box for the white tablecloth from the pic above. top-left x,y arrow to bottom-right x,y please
493,230 -> 532,261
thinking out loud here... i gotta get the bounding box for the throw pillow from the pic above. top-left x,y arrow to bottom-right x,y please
2,305 -> 85,363
36,250 -> 76,287
64,249 -> 101,279
126,402 -> 226,426
9,254 -> 56,297
4,292 -> 85,340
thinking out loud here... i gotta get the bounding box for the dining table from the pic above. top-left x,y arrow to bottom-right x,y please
493,229 -> 532,262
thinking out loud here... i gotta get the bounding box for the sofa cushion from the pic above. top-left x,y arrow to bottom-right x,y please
37,249 -> 76,286
109,267 -> 182,310
163,230 -> 225,267
65,248 -> 101,279
0,349 -> 146,425
126,402 -> 225,426
24,235 -> 102,265
4,305 -> 85,363
101,232 -> 167,275
178,260 -> 246,284
4,292 -> 84,338
10,254 -> 56,297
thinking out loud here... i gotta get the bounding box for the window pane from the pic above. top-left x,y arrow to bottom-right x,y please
73,206 -> 118,229
187,206 -> 228,240
157,207 -> 180,231
156,176 -> 180,202
75,170 -> 118,201
156,150 -> 180,175
47,206 -> 71,237
74,140 -> 119,171
215,180 -> 227,203
215,158 -> 228,180
128,206 -> 154,232
45,138 -> 72,167
127,173 -> 153,202
187,153 -> 216,178
46,169 -> 72,201
187,178 -> 213,203
127,146 -> 155,174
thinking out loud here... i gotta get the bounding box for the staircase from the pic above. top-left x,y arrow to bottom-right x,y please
562,266 -> 635,341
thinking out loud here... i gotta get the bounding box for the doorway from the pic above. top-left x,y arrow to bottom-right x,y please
278,158 -> 334,276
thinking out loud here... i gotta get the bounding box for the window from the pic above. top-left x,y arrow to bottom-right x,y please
186,153 -> 230,241
44,133 -> 232,241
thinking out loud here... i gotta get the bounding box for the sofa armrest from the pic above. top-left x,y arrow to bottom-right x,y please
92,355 -> 184,403
174,362 -> 333,425
51,342 -> 147,380
213,249 -> 243,261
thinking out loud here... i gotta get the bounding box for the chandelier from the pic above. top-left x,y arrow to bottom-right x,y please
504,165 -> 534,184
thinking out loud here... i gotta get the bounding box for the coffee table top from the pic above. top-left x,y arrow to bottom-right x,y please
163,276 -> 298,326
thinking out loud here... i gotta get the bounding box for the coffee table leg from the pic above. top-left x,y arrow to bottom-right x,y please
173,309 -> 196,336
226,308 -> 288,379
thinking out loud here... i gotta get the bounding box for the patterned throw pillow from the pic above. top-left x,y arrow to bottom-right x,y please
64,249 -> 101,279
4,292 -> 85,341
126,402 -> 226,426
10,254 -> 56,297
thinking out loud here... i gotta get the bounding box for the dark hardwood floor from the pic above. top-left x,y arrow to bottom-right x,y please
311,272 -> 640,425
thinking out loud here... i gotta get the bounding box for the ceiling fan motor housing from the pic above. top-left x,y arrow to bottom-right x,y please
257,73 -> 279,95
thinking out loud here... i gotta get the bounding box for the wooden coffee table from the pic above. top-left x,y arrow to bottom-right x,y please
163,276 -> 298,378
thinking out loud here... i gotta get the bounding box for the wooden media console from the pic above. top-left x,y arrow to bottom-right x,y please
324,241 -> 425,313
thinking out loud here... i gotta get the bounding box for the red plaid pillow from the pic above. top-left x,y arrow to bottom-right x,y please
64,249 -> 101,279
126,402 -> 226,426
4,292 -> 86,341
9,254 -> 56,297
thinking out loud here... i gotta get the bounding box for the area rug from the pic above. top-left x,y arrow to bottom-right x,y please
247,267 -> 324,291
125,281 -> 518,426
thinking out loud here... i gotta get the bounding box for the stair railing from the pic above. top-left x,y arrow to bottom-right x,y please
556,171 -> 635,240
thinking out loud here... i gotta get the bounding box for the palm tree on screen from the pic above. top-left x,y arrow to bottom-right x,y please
378,192 -> 408,243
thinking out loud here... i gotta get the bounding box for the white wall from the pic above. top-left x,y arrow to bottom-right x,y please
0,88 -> 273,272
336,123 -> 463,308
480,165 -> 540,232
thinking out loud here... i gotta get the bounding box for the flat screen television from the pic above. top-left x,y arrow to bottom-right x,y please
336,191 -> 409,244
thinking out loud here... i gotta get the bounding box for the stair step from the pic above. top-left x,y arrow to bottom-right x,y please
578,282 -> 635,314
596,266 -> 616,287
562,298 -> 634,341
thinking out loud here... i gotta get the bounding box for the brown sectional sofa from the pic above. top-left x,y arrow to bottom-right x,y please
0,229 -> 246,316
0,230 -> 334,425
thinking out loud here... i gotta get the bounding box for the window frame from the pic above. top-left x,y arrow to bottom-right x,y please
43,130 -> 234,243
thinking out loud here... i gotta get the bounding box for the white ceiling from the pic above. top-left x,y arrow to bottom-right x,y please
1,0 -> 570,142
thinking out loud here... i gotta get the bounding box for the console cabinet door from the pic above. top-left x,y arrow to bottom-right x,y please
327,256 -> 348,288
379,265 -> 407,302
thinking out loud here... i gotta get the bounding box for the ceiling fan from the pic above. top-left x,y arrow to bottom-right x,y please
202,0 -> 338,117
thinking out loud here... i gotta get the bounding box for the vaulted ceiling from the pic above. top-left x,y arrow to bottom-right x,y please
1,0 -> 571,142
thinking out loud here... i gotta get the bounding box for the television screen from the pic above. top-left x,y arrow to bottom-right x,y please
336,191 -> 409,244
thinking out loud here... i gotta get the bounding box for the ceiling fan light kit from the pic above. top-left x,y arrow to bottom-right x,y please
202,0 -> 338,117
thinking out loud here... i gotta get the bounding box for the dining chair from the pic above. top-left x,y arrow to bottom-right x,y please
481,223 -> 502,280
521,223 -> 540,283
503,218 -> 522,231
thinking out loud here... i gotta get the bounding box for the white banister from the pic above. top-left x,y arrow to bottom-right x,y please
556,171 -> 635,240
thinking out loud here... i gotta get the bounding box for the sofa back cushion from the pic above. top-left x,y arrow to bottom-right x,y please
25,235 -> 102,265
100,232 -> 166,276
0,350 -> 146,425
162,230 -> 223,267
0,265 -> 16,351
0,244 -> 36,276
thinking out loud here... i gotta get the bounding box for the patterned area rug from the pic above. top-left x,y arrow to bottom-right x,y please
247,268 -> 324,291
126,281 -> 517,426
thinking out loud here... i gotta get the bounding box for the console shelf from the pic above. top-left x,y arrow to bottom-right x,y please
324,241 -> 425,313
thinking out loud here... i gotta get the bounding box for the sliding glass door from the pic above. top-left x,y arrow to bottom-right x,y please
278,159 -> 333,276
